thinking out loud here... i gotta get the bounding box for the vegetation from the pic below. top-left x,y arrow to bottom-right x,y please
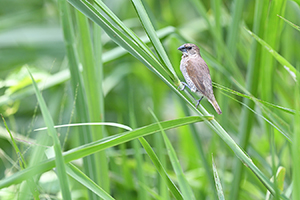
0,0 -> 299,199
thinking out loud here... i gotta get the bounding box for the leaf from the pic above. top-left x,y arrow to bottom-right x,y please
28,69 -> 72,200
245,28 -> 298,81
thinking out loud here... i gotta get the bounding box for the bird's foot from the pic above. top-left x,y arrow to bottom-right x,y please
195,96 -> 204,108
179,82 -> 190,91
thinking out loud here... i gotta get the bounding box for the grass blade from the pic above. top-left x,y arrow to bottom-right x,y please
265,167 -> 286,200
131,0 -> 177,81
0,116 -> 206,189
76,8 -> 109,191
139,137 -> 183,200
58,0 -> 99,198
149,109 -> 197,200
246,28 -> 298,81
1,115 -> 40,199
66,163 -> 114,200
27,69 -> 71,200
278,14 -> 300,32
212,156 -> 225,200
179,100 -> 217,199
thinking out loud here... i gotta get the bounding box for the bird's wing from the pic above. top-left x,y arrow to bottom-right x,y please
186,56 -> 213,97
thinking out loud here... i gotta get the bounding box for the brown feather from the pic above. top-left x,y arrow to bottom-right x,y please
185,55 -> 214,99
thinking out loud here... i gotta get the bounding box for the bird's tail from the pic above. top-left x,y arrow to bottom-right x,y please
209,98 -> 222,115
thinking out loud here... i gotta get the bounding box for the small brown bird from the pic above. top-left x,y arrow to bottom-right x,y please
178,43 -> 222,114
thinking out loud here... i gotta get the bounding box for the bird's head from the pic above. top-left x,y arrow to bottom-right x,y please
177,43 -> 200,56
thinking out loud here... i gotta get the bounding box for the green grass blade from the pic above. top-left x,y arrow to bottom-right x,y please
119,142 -> 135,190
1,115 -> 40,199
58,0 -> 99,198
149,109 -> 197,200
66,163 -> 114,200
1,115 -> 26,169
161,128 -> 196,200
213,82 -> 293,143
139,137 -> 183,200
187,0 -> 209,23
208,118 -> 289,200
222,91 -> 292,142
0,116 -> 205,189
128,91 -> 149,200
94,0 -> 162,66
131,0 -> 177,81
266,167 -> 286,200
226,0 -> 245,57
153,124 -> 170,199
93,16 -> 109,192
179,101 -> 217,199
219,0 -> 244,138
76,8 -> 109,192
212,156 -> 225,200
246,28 -> 298,81
246,6 -> 292,197
214,82 -> 295,115
132,139 -> 149,200
27,69 -> 71,200
212,0 -> 223,59
139,182 -> 165,200
278,14 -> 300,31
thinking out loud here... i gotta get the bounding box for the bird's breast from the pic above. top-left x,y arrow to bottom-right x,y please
180,58 -> 198,93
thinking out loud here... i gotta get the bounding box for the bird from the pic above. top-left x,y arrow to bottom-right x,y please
178,43 -> 222,115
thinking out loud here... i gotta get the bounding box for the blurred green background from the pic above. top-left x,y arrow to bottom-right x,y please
0,0 -> 299,199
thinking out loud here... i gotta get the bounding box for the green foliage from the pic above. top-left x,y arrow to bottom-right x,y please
0,0 -> 299,199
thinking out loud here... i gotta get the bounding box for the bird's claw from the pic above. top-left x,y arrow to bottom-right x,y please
195,96 -> 204,108
179,82 -> 190,91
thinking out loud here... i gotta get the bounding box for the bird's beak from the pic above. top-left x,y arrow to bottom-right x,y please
177,45 -> 187,53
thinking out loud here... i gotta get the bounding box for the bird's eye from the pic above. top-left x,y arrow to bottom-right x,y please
187,47 -> 192,50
